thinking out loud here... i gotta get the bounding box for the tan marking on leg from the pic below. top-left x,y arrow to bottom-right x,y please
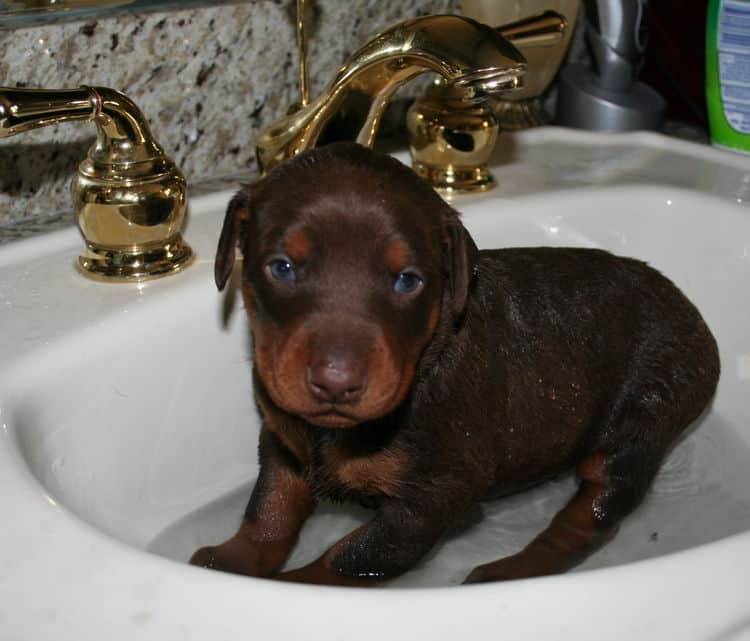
576,452 -> 609,485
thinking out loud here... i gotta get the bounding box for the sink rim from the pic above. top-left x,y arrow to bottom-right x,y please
2,127 -> 750,640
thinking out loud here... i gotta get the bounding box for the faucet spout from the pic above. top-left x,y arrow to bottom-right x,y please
256,14 -> 526,173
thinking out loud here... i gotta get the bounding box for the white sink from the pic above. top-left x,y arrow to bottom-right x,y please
2,128 -> 750,640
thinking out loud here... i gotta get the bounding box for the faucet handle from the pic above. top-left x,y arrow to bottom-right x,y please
407,77 -> 500,196
407,11 -> 569,195
0,86 -> 192,281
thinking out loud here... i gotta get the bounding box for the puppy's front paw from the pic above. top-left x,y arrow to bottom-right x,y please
189,536 -> 295,578
275,557 -> 385,587
463,557 -> 532,584
189,546 -> 224,571
189,544 -> 251,575
463,564 -> 496,584
189,540 -> 265,576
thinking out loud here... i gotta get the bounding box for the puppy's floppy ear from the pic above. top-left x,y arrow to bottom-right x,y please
215,186 -> 253,291
444,209 -> 479,318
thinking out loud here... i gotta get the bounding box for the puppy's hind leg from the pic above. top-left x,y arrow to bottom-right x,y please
463,415 -> 672,584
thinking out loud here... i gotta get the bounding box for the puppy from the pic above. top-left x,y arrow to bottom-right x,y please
190,142 -> 719,585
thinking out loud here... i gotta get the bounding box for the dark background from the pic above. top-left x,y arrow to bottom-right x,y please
642,0 -> 710,130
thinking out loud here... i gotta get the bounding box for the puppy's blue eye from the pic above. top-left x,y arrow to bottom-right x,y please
394,270 -> 423,294
266,257 -> 296,282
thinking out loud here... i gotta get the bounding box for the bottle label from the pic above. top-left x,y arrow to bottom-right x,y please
719,0 -> 750,133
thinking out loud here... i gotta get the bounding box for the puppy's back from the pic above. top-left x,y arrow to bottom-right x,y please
437,246 -> 721,484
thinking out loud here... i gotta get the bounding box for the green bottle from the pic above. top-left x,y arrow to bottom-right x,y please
706,0 -> 750,152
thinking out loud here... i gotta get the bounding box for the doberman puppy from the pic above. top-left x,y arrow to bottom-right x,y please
190,142 -> 719,585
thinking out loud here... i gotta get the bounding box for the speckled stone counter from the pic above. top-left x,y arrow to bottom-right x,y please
0,0 -> 458,240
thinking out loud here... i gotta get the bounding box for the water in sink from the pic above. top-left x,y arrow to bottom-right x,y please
146,411 -> 750,587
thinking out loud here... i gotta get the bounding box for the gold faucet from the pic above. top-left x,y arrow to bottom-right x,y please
407,11 -> 569,195
255,14 -> 527,175
0,85 -> 191,281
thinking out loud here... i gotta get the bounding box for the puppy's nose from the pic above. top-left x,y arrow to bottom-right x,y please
307,352 -> 367,404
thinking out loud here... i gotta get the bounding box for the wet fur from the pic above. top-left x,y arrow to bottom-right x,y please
191,142 -> 720,585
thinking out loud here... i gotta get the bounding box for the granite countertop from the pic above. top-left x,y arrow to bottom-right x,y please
0,0 -> 459,240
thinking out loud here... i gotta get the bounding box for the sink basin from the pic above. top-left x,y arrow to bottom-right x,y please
2,128 -> 750,640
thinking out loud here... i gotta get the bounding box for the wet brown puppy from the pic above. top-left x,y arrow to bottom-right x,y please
190,142 -> 719,585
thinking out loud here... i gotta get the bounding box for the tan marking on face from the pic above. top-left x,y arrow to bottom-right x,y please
242,284 -> 253,314
253,318 -> 312,414
427,302 -> 440,337
284,228 -> 312,263
384,238 -> 411,274
251,313 -> 415,428
325,446 -> 407,498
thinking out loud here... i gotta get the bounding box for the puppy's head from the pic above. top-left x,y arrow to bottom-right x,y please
216,143 -> 477,428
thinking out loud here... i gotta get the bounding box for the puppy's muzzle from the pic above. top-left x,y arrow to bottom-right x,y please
307,346 -> 368,405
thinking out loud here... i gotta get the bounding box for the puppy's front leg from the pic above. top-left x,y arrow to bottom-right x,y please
190,428 -> 315,577
275,501 -> 449,587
